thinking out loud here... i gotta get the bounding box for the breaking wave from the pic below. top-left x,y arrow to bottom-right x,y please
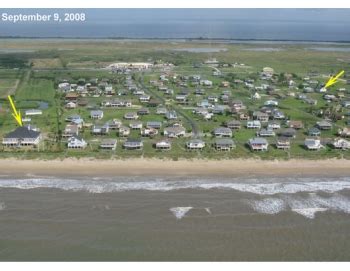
0,177 -> 350,195
248,193 -> 350,219
170,207 -> 193,219
249,198 -> 286,214
1,176 -> 350,219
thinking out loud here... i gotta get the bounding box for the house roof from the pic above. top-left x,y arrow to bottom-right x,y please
249,137 -> 268,144
125,112 -> 138,117
259,128 -> 275,135
215,138 -> 234,145
214,127 -> 232,133
156,140 -> 171,145
277,137 -> 290,142
187,139 -> 205,144
317,120 -> 332,127
309,127 -> 321,133
305,138 -> 320,145
101,139 -> 117,145
65,124 -> 79,132
164,126 -> 185,133
65,92 -> 79,98
91,110 -> 103,115
227,120 -> 241,125
253,111 -> 269,117
4,127 -> 40,139
69,134 -> 84,141
280,128 -> 297,136
125,138 -> 142,143
289,120 -> 303,126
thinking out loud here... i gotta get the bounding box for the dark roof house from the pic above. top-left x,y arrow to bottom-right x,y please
3,126 -> 41,147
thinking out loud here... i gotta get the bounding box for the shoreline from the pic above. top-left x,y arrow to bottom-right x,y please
1,37 -> 350,45
1,158 -> 350,178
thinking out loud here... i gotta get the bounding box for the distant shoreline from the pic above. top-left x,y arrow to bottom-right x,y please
1,36 -> 350,45
1,158 -> 350,178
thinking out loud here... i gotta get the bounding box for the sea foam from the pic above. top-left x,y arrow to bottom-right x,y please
1,176 -> 350,218
248,193 -> 350,219
0,177 -> 350,195
249,198 -> 286,214
169,207 -> 193,219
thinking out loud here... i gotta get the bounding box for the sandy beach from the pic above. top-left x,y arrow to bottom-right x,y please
1,158 -> 350,177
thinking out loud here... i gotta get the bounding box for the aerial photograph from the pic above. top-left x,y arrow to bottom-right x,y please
0,6 -> 350,264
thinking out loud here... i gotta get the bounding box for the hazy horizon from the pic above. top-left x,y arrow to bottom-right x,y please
0,9 -> 350,41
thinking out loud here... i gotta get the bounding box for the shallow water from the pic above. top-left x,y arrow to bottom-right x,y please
307,47 -> 350,52
0,175 -> 350,261
242,47 -> 284,52
172,47 -> 227,53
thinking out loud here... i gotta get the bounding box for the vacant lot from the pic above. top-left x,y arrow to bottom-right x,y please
15,78 -> 55,102
0,79 -> 19,98
31,58 -> 63,69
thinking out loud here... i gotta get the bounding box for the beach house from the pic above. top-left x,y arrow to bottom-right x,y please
279,128 -> 297,138
289,120 -> 304,129
248,137 -> 269,151
119,126 -> 131,137
90,110 -> 104,120
164,126 -> 186,138
276,137 -> 291,150
226,120 -> 241,130
155,139 -> 172,150
63,124 -> 79,138
124,112 -> 139,120
253,111 -> 269,122
166,111 -> 178,120
213,138 -> 235,151
129,121 -> 143,130
91,124 -> 110,135
106,119 -> 122,130
146,121 -> 162,130
213,127 -> 233,138
316,120 -> 332,130
137,108 -> 150,116
123,138 -> 143,150
2,126 -> 41,147
66,114 -> 84,127
67,135 -> 87,149
139,95 -> 151,103
186,139 -> 206,150
338,127 -> 350,137
257,128 -> 275,137
141,127 -> 158,137
267,121 -> 281,130
308,127 -> 321,137
100,139 -> 117,150
246,120 -> 261,129
332,138 -> 350,150
304,138 -> 322,150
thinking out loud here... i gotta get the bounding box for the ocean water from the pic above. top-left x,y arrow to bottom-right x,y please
1,9 -> 350,41
0,175 -> 350,261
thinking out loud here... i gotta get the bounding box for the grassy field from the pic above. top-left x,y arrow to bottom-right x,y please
0,78 -> 19,98
15,78 -> 55,101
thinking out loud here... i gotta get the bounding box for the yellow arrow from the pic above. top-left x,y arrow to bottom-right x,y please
325,70 -> 345,88
7,95 -> 23,126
